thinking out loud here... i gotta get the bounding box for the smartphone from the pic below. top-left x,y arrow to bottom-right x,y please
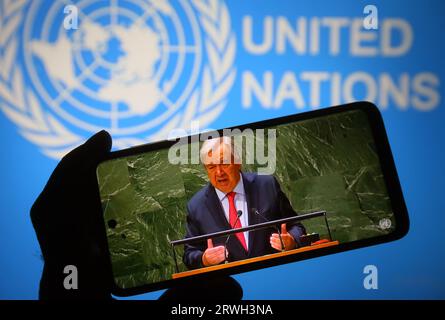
95,101 -> 409,296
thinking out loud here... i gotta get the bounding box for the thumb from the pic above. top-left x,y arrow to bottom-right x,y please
207,238 -> 214,248
281,223 -> 288,234
70,130 -> 112,162
54,130 -> 112,175
83,130 -> 112,156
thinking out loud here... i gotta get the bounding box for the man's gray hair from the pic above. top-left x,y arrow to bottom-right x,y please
200,136 -> 241,164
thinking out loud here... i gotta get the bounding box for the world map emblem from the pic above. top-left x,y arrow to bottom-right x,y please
0,0 -> 236,159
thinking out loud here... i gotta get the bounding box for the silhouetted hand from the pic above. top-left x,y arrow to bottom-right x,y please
31,130 -> 243,300
31,130 -> 113,299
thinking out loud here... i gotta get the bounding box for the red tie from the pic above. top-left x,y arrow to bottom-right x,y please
226,192 -> 247,251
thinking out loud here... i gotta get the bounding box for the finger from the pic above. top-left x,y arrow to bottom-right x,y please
55,130 -> 112,175
207,250 -> 225,264
272,238 -> 281,247
215,249 -> 227,262
208,247 -> 224,257
270,238 -> 281,251
85,130 -> 112,154
203,253 -> 216,266
270,237 -> 281,247
281,223 -> 287,234
207,238 -> 214,248
206,252 -> 219,261
63,130 -> 112,164
215,246 -> 226,254
204,249 -> 217,262
215,254 -> 226,264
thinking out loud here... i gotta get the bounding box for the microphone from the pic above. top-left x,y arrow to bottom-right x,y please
224,210 -> 243,262
252,208 -> 285,251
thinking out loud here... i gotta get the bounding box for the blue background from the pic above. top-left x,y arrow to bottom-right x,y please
0,0 -> 444,299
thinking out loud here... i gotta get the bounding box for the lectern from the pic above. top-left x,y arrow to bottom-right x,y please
169,210 -> 337,279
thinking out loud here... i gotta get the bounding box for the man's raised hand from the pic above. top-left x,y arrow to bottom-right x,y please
202,239 -> 227,266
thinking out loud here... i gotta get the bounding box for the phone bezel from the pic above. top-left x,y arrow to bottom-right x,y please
95,101 -> 410,297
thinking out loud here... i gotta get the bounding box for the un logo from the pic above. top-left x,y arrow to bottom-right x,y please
0,0 -> 236,158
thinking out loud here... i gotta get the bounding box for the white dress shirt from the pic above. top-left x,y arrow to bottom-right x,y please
214,174 -> 249,250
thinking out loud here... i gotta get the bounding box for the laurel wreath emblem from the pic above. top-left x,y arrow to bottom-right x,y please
0,0 -> 236,158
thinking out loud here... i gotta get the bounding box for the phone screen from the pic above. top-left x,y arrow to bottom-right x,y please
96,102 -> 408,295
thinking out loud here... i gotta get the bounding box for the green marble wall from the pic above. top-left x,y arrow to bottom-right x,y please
97,109 -> 394,289
274,111 -> 394,242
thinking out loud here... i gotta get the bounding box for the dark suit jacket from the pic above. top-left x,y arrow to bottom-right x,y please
183,172 -> 306,269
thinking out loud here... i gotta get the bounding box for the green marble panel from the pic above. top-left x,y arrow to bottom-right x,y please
98,152 -> 190,288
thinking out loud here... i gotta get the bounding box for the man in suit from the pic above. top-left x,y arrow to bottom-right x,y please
183,137 -> 306,269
